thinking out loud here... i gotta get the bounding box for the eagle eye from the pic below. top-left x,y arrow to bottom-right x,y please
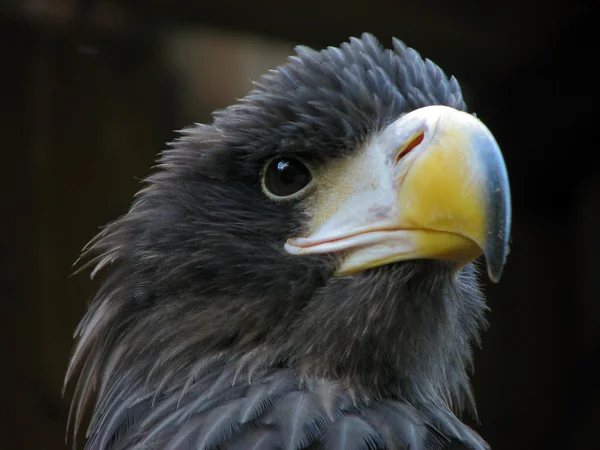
262,157 -> 313,199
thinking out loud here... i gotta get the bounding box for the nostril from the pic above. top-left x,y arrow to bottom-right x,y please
396,131 -> 424,165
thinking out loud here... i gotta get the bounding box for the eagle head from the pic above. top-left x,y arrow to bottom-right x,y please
67,33 -> 510,450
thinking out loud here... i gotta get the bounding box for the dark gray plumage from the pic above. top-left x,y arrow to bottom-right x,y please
66,34 -> 490,449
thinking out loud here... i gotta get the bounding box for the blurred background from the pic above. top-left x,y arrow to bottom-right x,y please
1,0 -> 597,448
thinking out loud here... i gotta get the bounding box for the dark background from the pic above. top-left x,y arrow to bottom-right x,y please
1,0 -> 598,448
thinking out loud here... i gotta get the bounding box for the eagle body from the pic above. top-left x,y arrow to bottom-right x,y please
67,34 -> 510,450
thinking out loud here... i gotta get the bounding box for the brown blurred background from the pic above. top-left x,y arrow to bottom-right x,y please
1,0 -> 597,448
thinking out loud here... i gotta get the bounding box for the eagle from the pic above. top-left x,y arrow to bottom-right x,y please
66,33 -> 511,450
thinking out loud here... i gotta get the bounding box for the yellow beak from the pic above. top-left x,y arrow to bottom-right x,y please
285,105 -> 511,282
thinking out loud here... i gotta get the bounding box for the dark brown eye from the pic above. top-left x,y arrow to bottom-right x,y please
263,157 -> 313,198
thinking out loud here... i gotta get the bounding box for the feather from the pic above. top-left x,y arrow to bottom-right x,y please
228,428 -> 281,450
321,415 -> 384,450
88,380 -> 141,449
180,401 -> 241,449
420,405 -> 489,450
137,371 -> 236,447
363,402 -> 429,450
238,371 -> 296,423
262,390 -> 329,450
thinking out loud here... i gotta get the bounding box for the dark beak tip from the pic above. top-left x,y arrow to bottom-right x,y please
487,263 -> 504,283
483,197 -> 511,284
484,241 -> 510,283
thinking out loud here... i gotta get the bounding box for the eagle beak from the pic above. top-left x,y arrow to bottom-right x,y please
285,105 -> 511,282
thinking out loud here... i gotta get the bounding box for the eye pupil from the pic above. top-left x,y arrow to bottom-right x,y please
264,158 -> 312,198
